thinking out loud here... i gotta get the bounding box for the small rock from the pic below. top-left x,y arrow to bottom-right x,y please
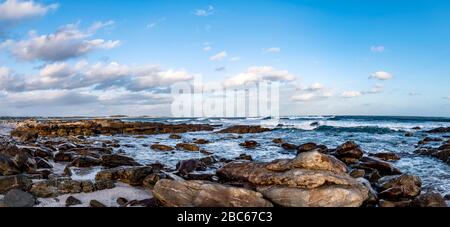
176,143 -> 200,152
349,169 -> 366,178
272,138 -> 284,144
411,192 -> 447,207
143,173 -> 166,187
70,156 -> 102,168
151,144 -> 175,152
117,197 -> 128,206
35,158 -> 53,169
169,134 -> 182,139
66,196 -> 82,207
101,154 -> 140,168
236,154 -> 253,161
369,152 -> 401,161
90,200 -> 106,207
281,143 -> 298,151
335,141 -> 364,160
240,141 -> 259,149
193,139 -> 209,144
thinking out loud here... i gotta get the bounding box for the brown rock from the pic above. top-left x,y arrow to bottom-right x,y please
281,143 -> 298,150
0,154 -> 20,176
240,141 -> 259,149
377,174 -> 422,199
193,139 -> 209,144
101,154 -> 140,168
297,143 -> 317,153
411,192 -> 447,207
70,156 -> 102,168
153,179 -> 273,207
176,143 -> 200,152
218,125 -> 271,134
169,134 -> 182,139
0,175 -> 32,193
357,156 -> 402,176
272,138 -> 284,144
151,144 -> 175,152
335,141 -> 364,160
90,200 -> 106,207
369,152 -> 400,161
95,166 -> 154,186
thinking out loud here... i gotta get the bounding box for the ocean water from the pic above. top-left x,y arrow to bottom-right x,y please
105,116 -> 450,195
2,116 -> 450,195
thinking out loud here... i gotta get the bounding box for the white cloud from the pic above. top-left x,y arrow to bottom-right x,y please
193,5 -> 214,16
223,66 -> 296,87
0,0 -> 58,22
146,17 -> 165,29
363,84 -> 384,94
298,82 -> 324,92
341,91 -> 362,98
369,71 -> 393,80
1,21 -> 120,62
292,93 -> 315,102
263,47 -> 281,53
370,45 -> 385,53
203,46 -> 212,52
209,51 -> 227,61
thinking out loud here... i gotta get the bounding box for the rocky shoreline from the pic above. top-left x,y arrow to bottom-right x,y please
0,119 -> 448,207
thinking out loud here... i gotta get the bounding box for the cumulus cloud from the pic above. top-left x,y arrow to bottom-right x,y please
341,91 -> 362,98
209,51 -> 227,61
369,71 -> 393,80
223,66 -> 296,87
0,61 -> 194,92
263,47 -> 281,53
298,82 -> 324,92
1,21 -> 120,61
291,93 -> 315,102
193,5 -> 214,16
2,90 -> 98,108
0,0 -> 58,24
370,45 -> 385,53
203,46 -> 212,52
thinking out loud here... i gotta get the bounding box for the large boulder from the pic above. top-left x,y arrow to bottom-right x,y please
70,156 -> 102,168
101,154 -> 140,168
411,192 -> 447,207
3,189 -> 35,207
0,175 -> 32,194
335,141 -> 364,160
377,174 -> 422,199
258,184 -> 368,207
356,157 -> 402,176
153,179 -> 273,207
95,166 -> 154,186
0,154 -> 20,176
217,151 -> 371,207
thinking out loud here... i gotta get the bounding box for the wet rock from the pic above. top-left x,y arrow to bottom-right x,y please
13,152 -> 37,173
404,133 -> 414,137
95,166 -> 154,186
444,194 -> 450,200
281,143 -> 298,151
70,156 -> 102,168
11,130 -> 38,143
411,192 -> 447,207
11,119 -> 215,137
236,154 -> 253,161
54,151 -> 78,162
185,173 -> 217,181
349,169 -> 366,178
335,141 -> 364,160
0,175 -> 32,194
29,181 -> 59,198
258,184 -> 368,207
66,196 -> 82,207
3,189 -> 35,207
176,156 -> 216,175
297,143 -> 317,153
266,150 -> 348,174
240,141 -> 259,149
117,197 -> 128,206
35,158 -> 53,169
193,139 -> 209,144
150,144 -> 175,152
101,154 -> 140,168
153,180 -> 273,207
218,125 -> 272,134
94,180 -> 115,191
369,152 -> 401,161
90,200 -> 106,207
427,127 -> 450,133
412,127 -> 421,130
377,174 -> 422,199
169,134 -> 182,139
357,156 -> 402,176
143,173 -> 167,187
378,199 -> 412,207
176,143 -> 200,152
272,138 -> 284,144
0,154 -> 20,176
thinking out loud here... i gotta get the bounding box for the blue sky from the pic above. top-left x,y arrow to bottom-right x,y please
0,0 -> 449,117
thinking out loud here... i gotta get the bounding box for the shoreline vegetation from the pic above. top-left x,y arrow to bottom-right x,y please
0,119 -> 449,207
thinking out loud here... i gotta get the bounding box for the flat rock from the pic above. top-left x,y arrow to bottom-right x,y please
153,179 -> 273,207
3,189 -> 35,207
